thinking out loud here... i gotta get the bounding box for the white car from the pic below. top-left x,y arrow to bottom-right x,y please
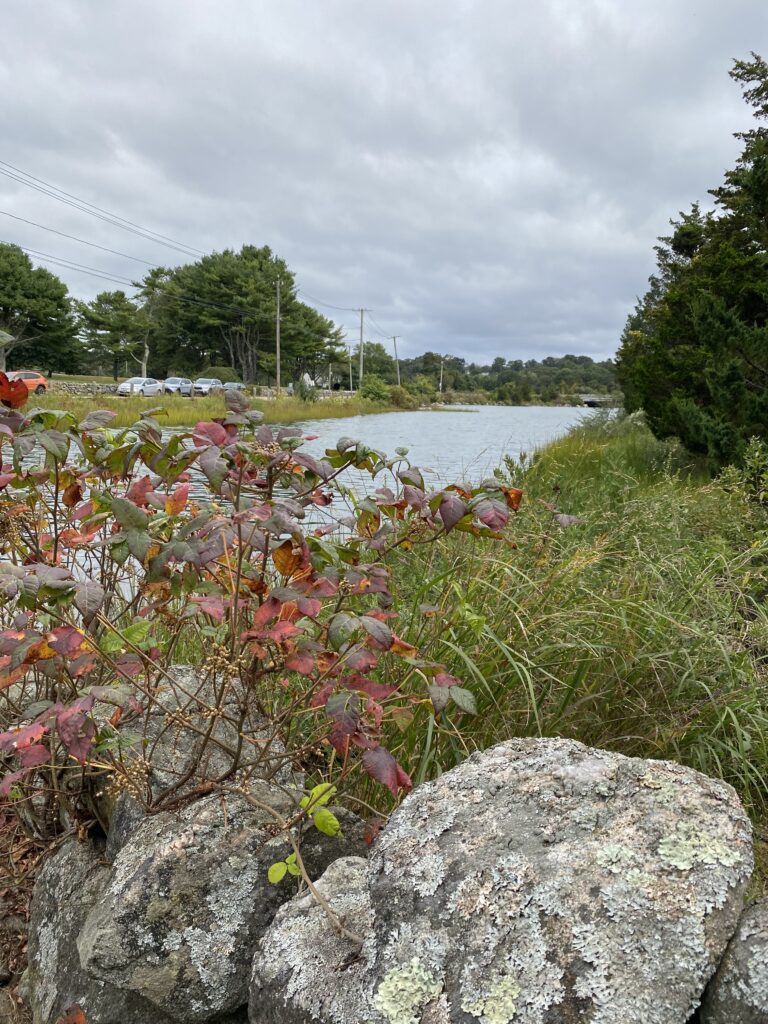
192,377 -> 223,396
117,377 -> 164,397
163,377 -> 192,396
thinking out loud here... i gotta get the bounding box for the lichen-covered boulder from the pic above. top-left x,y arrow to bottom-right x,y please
77,784 -> 364,1023
249,857 -> 373,1024
700,898 -> 768,1023
250,737 -> 753,1024
22,839 -> 181,1024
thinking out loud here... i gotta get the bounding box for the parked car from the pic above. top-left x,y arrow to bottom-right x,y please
222,381 -> 246,392
192,377 -> 223,396
7,370 -> 47,395
163,377 -> 192,396
116,377 -> 164,397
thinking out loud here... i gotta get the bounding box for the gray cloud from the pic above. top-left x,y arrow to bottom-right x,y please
1,0 -> 766,363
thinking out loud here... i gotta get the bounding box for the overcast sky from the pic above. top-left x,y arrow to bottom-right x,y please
1,1 -> 766,364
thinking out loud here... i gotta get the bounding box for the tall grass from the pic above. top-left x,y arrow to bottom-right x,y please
384,413 -> 768,819
31,392 -> 403,427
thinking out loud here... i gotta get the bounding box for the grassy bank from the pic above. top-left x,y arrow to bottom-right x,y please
384,414 -> 768,842
32,392 -> 403,427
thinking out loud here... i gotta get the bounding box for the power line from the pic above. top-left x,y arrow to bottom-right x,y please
8,239 -> 348,350
0,209 -> 155,266
0,161 -> 202,259
296,289 -> 360,313
4,241 -> 137,286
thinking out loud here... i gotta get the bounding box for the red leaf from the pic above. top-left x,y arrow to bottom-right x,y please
285,651 -> 315,675
346,648 -> 378,673
0,721 -> 48,754
191,595 -> 226,622
344,676 -> 397,701
361,746 -> 412,797
56,697 -> 96,765
18,743 -> 48,769
0,372 -> 29,410
126,475 -> 155,507
434,671 -> 461,689
474,498 -> 509,531
390,634 -> 418,657
0,768 -> 27,797
48,626 -> 90,658
265,621 -> 303,643
438,491 -> 467,532
193,421 -> 228,448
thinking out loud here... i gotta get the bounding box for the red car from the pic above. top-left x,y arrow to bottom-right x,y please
7,371 -> 48,395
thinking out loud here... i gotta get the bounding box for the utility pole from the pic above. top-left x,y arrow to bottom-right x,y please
275,276 -> 281,394
392,336 -> 401,386
439,355 -> 444,394
348,345 -> 353,391
358,308 -> 364,387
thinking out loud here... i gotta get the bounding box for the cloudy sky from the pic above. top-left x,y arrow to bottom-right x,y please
1,1 -> 766,364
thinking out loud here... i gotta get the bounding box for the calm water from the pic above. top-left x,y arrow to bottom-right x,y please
292,405 -> 592,484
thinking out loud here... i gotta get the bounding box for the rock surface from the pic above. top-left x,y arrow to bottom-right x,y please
251,737 -> 753,1024
249,857 -> 373,1024
23,839 -> 181,1024
77,784 -> 364,1022
700,898 -> 768,1023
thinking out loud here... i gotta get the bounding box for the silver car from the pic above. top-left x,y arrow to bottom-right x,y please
117,377 -> 164,397
163,377 -> 192,396
192,377 -> 223,396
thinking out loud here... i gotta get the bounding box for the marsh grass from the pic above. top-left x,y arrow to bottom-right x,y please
379,413 -> 768,821
31,392 -> 402,427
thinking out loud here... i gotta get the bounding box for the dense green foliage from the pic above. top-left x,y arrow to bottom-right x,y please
378,413 -> 768,817
617,54 -> 768,467
0,243 -> 79,374
355,343 -> 617,403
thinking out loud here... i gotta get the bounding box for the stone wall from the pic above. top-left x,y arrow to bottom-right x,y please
49,382 -> 118,395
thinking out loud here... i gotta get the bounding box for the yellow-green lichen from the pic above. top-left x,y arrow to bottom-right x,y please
373,957 -> 443,1024
461,975 -> 520,1024
658,822 -> 742,871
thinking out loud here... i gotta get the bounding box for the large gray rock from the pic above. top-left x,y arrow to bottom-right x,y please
78,783 -> 364,1023
249,857 -> 373,1024
23,839 -> 181,1024
250,737 -> 753,1024
700,898 -> 768,1022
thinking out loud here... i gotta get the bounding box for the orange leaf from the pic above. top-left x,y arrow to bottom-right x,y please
502,486 -> 524,512
272,540 -> 304,578
62,481 -> 83,508
55,1006 -> 87,1024
165,482 -> 190,516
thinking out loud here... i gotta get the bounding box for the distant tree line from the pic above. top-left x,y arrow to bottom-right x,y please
0,239 -> 618,401
617,53 -> 768,467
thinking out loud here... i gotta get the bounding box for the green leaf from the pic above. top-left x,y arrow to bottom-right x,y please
313,808 -> 342,836
79,410 -> 117,431
38,428 -> 70,461
328,612 -> 359,650
300,783 -> 337,811
123,620 -> 151,647
268,862 -> 288,884
101,630 -> 124,654
111,497 -> 150,532
449,685 -> 477,714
